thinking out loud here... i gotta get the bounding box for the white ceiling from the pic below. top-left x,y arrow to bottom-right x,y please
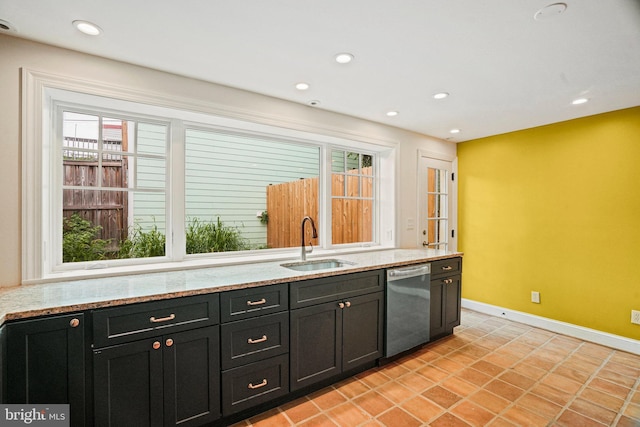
1,0 -> 639,142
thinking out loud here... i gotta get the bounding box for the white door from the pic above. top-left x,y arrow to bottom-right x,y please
418,156 -> 456,251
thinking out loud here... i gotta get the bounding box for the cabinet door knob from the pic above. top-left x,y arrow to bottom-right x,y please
152,341 -> 161,350
338,302 -> 345,309
247,379 -> 267,389
247,335 -> 268,344
69,318 -> 80,328
444,278 -> 453,284
345,301 -> 351,308
247,298 -> 266,306
165,338 -> 174,347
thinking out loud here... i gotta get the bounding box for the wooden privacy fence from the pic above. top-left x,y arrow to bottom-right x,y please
266,177 -> 319,249
331,172 -> 373,245
266,169 -> 372,248
63,160 -> 128,251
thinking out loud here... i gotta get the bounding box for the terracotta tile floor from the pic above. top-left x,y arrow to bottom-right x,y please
233,309 -> 640,426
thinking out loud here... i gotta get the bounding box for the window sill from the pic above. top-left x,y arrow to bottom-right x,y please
27,245 -> 392,285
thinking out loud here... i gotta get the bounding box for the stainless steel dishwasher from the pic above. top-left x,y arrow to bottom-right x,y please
385,263 -> 431,357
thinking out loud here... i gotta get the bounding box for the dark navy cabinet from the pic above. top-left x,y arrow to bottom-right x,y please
430,257 -> 462,340
4,313 -> 87,426
220,285 -> 289,416
0,257 -> 461,427
289,270 -> 384,391
92,294 -> 221,427
93,326 -> 220,427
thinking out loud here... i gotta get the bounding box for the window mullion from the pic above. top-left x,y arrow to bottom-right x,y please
97,116 -> 103,188
321,146 -> 331,248
169,120 -> 185,261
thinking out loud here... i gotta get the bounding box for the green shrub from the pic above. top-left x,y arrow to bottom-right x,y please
62,214 -> 110,262
118,222 -> 166,259
64,215 -> 249,261
186,217 -> 249,254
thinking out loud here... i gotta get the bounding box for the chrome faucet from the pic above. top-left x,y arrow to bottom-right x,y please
300,216 -> 318,261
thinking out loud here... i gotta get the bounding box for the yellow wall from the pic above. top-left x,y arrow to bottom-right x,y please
458,107 -> 640,340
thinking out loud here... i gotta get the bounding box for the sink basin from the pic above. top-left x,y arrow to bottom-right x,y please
281,259 -> 355,272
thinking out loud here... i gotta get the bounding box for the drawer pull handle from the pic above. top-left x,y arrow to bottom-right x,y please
441,265 -> 453,271
248,335 -> 268,344
444,279 -> 453,284
248,379 -> 268,389
150,313 -> 176,323
247,298 -> 267,306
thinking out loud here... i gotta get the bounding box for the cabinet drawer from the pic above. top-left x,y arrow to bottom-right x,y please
93,294 -> 219,347
220,284 -> 288,323
290,270 -> 384,309
221,312 -> 289,370
430,257 -> 462,278
221,354 -> 289,416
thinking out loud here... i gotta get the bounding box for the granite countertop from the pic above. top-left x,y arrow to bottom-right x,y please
0,249 -> 462,324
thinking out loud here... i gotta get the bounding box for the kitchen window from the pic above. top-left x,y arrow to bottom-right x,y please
22,72 -> 394,282
331,150 -> 375,245
184,127 -> 322,253
60,111 -> 168,263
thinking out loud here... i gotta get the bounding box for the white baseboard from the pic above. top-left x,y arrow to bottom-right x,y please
462,299 -> 640,356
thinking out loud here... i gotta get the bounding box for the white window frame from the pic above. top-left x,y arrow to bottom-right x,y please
22,69 -> 397,284
52,104 -> 173,271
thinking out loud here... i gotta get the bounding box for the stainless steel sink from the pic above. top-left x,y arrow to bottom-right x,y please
280,259 -> 355,272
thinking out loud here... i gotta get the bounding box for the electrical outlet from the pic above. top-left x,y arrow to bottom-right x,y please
531,291 -> 541,304
631,310 -> 640,325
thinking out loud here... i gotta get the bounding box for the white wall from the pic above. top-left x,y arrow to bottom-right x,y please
0,34 -> 456,287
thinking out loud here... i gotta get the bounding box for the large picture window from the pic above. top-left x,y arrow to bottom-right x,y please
184,128 -> 321,253
22,73 -> 394,282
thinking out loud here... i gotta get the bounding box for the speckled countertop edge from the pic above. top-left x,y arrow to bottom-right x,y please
0,249 -> 462,324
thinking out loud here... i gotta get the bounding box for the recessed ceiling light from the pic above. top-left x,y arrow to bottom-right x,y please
73,20 -> 102,36
572,98 -> 589,105
386,111 -> 399,117
534,3 -> 567,21
335,53 -> 354,64
295,82 -> 310,91
450,129 -> 461,134
433,92 -> 449,100
0,19 -> 16,32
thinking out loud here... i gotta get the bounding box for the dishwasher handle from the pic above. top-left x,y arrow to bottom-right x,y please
387,264 -> 431,281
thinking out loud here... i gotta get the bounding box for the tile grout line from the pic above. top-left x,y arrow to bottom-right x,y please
406,315 -> 542,425
611,353 -> 640,427
475,319 -> 558,425
245,311 -> 639,426
547,339 -> 612,426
